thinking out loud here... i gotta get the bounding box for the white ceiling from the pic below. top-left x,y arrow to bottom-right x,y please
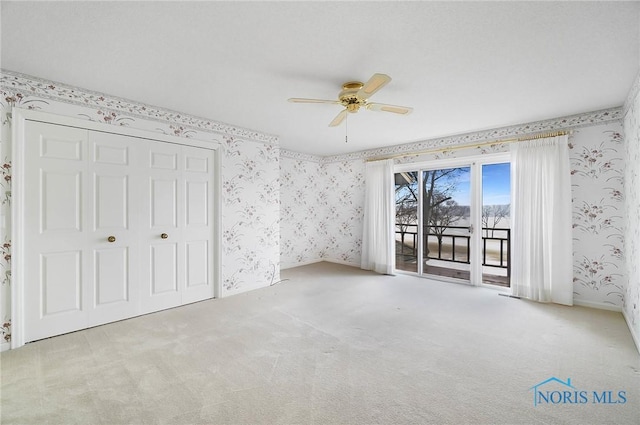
2,1 -> 639,156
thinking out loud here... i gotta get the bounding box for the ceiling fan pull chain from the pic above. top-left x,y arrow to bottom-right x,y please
345,112 -> 348,143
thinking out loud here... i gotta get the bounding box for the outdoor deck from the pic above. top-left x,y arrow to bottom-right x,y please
395,252 -> 510,287
394,225 -> 511,287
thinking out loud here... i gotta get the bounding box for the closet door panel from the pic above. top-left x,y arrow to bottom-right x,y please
94,174 -> 129,230
151,178 -> 178,228
185,180 -> 208,227
150,243 -> 178,295
23,121 -> 90,342
87,131 -> 140,326
94,247 -> 129,305
186,240 -> 208,288
41,170 -> 82,233
182,146 -> 215,303
40,250 -> 82,315
140,141 -> 182,313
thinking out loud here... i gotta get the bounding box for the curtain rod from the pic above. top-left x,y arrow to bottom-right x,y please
365,130 -> 572,162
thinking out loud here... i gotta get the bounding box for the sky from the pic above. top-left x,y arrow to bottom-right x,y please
482,163 -> 511,205
423,162 -> 511,206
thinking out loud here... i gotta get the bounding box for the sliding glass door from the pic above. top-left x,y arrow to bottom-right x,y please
395,172 -> 419,273
394,156 -> 511,287
480,162 -> 511,286
421,166 -> 472,282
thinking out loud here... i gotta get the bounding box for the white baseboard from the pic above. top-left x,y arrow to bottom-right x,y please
221,280 -> 276,298
280,258 -> 323,270
622,308 -> 640,355
1,341 -> 10,352
323,258 -> 360,268
573,299 -> 622,312
573,299 -> 639,355
280,258 -> 360,270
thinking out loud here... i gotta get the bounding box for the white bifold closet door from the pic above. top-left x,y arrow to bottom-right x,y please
22,121 -> 214,343
140,139 -> 215,313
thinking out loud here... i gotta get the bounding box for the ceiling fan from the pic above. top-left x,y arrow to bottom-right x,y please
288,73 -> 413,127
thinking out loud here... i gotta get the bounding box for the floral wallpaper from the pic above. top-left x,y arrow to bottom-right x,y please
280,121 -> 628,312
280,157 -> 323,267
569,125 -> 625,307
0,70 -> 281,348
221,137 -> 280,294
323,160 -> 366,264
280,157 -> 364,268
0,101 -> 11,346
623,74 -> 640,349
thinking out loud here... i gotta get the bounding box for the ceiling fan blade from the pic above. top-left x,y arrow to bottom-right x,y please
288,98 -> 340,105
329,109 -> 348,127
357,73 -> 392,99
366,103 -> 413,115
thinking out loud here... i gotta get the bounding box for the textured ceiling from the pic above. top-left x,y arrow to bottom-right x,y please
2,1 -> 639,156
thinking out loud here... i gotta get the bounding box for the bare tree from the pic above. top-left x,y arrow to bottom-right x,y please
429,198 -> 467,245
422,170 -> 465,220
394,168 -> 469,257
422,168 -> 468,256
395,175 -> 418,253
482,204 -> 510,237
395,197 -> 417,252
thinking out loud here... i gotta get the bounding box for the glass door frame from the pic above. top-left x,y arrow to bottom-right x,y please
394,152 -> 510,287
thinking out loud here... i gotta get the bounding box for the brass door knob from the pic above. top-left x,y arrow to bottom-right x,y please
107,236 -> 116,243
161,233 -> 168,239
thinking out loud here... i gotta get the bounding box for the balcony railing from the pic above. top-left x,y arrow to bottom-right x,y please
395,224 -> 510,276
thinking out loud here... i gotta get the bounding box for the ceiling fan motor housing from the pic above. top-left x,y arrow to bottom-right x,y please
339,81 -> 365,112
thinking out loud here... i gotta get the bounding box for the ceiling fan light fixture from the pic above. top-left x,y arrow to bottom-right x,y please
346,103 -> 360,112
342,82 -> 364,90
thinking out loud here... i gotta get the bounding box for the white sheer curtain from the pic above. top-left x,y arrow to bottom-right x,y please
361,159 -> 395,275
510,135 -> 573,305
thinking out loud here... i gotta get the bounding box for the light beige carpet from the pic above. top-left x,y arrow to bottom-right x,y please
1,262 -> 638,424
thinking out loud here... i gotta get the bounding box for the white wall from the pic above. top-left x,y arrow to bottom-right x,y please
280,112 -> 627,311
0,70 -> 281,349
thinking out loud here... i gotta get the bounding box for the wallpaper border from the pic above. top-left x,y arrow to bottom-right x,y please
317,108 -> 623,163
279,150 -> 324,163
0,69 -> 279,145
281,107 -> 623,163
